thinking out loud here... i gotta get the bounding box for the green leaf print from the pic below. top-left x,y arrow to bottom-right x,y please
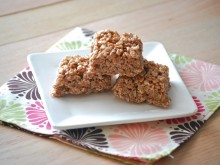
56,41 -> 88,51
204,90 -> 220,112
169,54 -> 192,65
77,41 -> 82,48
175,55 -> 192,64
0,99 -> 26,124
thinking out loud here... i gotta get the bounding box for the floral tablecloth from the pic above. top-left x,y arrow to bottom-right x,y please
0,27 -> 220,165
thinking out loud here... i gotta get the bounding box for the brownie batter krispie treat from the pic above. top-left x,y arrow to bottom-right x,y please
89,30 -> 144,77
52,55 -> 112,96
112,60 -> 171,108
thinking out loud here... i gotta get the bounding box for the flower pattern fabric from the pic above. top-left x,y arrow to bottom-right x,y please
170,120 -> 204,144
7,70 -> 41,100
26,101 -> 51,130
204,90 -> 220,112
180,61 -> 220,91
0,99 -> 26,124
60,127 -> 108,149
108,123 -> 170,156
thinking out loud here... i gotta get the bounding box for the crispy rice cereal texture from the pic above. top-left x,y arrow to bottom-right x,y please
89,30 -> 144,77
52,55 -> 112,96
112,60 -> 171,108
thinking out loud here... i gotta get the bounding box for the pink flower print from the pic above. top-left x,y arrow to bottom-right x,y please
108,123 -> 170,156
26,66 -> 30,70
179,61 -> 220,91
166,96 -> 205,124
26,101 -> 51,130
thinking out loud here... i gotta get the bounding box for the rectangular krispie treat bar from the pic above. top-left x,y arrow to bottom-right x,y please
88,30 -> 144,77
52,55 -> 112,96
112,60 -> 171,108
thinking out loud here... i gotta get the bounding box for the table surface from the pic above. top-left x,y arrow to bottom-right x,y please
0,0 -> 220,164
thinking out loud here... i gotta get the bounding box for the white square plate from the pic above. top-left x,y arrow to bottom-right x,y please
28,42 -> 197,130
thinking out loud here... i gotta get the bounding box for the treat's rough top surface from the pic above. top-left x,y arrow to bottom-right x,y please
52,55 -> 112,96
89,30 -> 144,77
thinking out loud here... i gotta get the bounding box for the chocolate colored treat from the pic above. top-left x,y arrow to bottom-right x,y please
112,60 -> 171,108
89,30 -> 144,77
52,55 -> 112,96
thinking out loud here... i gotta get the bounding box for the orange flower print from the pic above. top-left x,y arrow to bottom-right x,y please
108,123 -> 170,156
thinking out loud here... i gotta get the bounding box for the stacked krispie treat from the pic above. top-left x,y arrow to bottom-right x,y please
89,30 -> 144,77
52,30 -> 171,108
